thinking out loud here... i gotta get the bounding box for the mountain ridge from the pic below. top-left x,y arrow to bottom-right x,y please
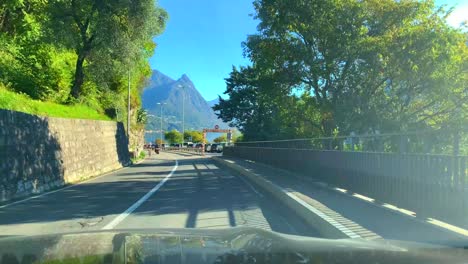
142,70 -> 227,142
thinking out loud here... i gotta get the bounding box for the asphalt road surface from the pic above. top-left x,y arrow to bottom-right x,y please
0,152 -> 317,237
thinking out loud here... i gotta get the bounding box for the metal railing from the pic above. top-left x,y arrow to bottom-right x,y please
163,147 -> 203,155
225,130 -> 468,228
235,129 -> 467,155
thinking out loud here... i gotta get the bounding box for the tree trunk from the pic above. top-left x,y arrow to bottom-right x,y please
70,52 -> 86,100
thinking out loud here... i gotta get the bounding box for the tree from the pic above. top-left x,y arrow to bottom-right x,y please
216,0 -> 467,141
213,135 -> 227,143
0,0 -> 77,101
214,66 -> 322,140
155,138 -> 164,145
164,129 -> 183,144
47,0 -> 167,100
184,130 -> 204,143
0,0 -> 168,132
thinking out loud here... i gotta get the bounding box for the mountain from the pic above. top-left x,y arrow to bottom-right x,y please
142,70 -> 227,142
207,98 -> 219,107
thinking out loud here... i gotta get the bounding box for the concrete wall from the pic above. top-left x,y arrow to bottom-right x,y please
0,109 -> 130,202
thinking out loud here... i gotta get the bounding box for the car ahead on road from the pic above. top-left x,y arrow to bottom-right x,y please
182,142 -> 193,148
1,228 -> 467,263
216,144 -> 223,153
210,143 -> 219,153
205,144 -> 212,152
209,143 -> 224,153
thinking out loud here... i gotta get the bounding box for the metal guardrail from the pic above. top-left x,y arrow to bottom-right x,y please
224,146 -> 468,228
163,147 -> 203,155
235,129 -> 467,155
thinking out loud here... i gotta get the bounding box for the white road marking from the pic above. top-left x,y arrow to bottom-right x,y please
102,160 -> 179,230
285,192 -> 361,239
327,183 -> 467,238
427,218 -> 468,237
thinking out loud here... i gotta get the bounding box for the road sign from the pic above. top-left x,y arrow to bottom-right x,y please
203,128 -> 230,133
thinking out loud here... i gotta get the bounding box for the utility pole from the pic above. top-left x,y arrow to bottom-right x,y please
182,87 -> 185,143
127,71 -> 131,142
157,103 -> 166,145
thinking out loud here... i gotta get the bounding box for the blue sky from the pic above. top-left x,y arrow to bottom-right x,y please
149,0 -> 258,101
149,0 -> 467,101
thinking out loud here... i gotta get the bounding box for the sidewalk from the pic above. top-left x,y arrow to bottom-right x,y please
214,156 -> 468,245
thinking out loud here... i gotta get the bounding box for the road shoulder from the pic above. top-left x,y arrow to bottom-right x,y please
213,156 -> 467,243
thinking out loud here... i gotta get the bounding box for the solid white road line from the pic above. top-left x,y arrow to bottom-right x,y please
102,160 -> 179,230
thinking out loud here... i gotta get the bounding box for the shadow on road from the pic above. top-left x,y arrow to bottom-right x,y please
0,156 -> 311,237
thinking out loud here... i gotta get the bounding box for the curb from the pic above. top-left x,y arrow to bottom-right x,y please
246,159 -> 468,239
212,156 -> 350,239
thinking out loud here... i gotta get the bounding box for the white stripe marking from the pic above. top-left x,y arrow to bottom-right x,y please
102,160 -> 178,230
285,192 -> 361,238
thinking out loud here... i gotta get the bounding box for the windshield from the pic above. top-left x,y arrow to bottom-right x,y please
0,0 -> 467,261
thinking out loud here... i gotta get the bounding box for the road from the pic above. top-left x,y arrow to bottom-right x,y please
0,152 -> 317,237
214,156 -> 468,245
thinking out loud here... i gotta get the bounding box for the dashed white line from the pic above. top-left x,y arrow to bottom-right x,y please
102,160 -> 179,230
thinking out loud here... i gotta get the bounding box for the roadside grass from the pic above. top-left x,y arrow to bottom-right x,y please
0,87 -> 111,120
131,150 -> 147,164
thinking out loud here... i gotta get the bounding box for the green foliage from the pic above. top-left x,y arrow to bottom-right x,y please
46,0 -> 167,100
0,0 -> 167,124
131,150 -> 146,163
0,85 -> 110,120
164,129 -> 183,144
183,130 -> 204,143
214,135 -> 227,143
130,150 -> 146,163
233,134 -> 243,143
137,109 -> 148,124
216,0 -> 467,142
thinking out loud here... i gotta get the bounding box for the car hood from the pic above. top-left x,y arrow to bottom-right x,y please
0,227 -> 466,264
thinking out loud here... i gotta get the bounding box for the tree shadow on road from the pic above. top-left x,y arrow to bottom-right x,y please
0,157 -> 307,237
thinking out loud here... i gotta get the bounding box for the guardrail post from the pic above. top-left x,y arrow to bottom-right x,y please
399,135 -> 407,154
453,130 -> 460,156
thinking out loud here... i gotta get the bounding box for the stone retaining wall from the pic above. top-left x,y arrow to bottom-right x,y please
0,109 -> 129,202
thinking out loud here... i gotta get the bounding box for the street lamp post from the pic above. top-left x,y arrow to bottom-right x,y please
146,114 -> 155,144
178,85 -> 185,144
156,102 -> 166,145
